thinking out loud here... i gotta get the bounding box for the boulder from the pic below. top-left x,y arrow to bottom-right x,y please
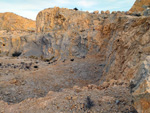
93,10 -> 99,14
105,10 -> 110,14
101,10 -> 105,14
111,11 -> 116,14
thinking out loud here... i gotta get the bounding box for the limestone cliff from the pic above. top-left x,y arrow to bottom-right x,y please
0,12 -> 35,32
130,0 -> 150,12
36,7 -> 95,33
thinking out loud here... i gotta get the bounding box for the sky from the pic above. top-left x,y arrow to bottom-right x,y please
0,0 -> 136,20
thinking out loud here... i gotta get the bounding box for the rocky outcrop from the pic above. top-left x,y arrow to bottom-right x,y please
0,6 -> 150,112
98,16 -> 150,113
36,7 -> 98,33
93,10 -> 99,14
0,31 -> 36,57
1,7 -> 109,59
130,0 -> 150,12
0,12 -> 35,32
35,8 -> 150,112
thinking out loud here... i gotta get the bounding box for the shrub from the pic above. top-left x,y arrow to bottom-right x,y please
12,51 -> 22,57
34,65 -> 38,69
85,96 -> 94,109
73,8 -> 78,11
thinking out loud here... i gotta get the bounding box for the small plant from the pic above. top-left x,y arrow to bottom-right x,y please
34,65 -> 38,69
29,56 -> 38,59
12,51 -> 22,57
43,56 -> 55,62
73,7 -> 78,11
85,96 -> 94,109
129,81 -> 136,93
70,59 -> 74,61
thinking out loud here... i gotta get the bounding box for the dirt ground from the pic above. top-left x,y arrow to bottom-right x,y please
0,55 -> 137,113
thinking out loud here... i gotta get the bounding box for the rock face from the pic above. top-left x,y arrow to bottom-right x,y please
98,16 -> 150,113
130,0 -> 150,12
1,7 -> 105,59
0,12 -> 35,32
36,7 -> 97,33
0,6 -> 150,113
32,9 -> 150,112
0,12 -> 35,57
0,31 -> 36,57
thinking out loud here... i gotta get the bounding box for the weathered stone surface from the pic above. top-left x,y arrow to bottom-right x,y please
98,15 -> 150,113
36,7 -> 101,33
0,7 -> 104,59
130,0 -> 150,12
93,10 -> 99,14
143,9 -> 150,16
111,11 -> 116,14
0,4 -> 150,112
134,93 -> 150,113
101,10 -> 105,14
0,12 -> 35,32
105,10 -> 110,14
0,32 -> 36,57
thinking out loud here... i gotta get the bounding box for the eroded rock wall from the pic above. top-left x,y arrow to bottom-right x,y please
99,16 -> 150,112
0,31 -> 37,57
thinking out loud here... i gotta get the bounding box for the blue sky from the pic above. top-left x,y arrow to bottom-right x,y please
0,0 -> 135,20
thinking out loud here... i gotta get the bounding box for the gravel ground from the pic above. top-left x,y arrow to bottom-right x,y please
0,56 -> 137,113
